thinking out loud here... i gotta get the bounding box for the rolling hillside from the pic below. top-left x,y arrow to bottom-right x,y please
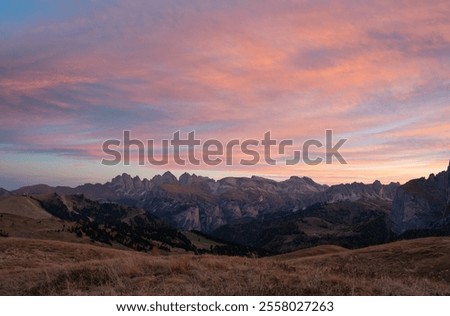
1,237 -> 449,295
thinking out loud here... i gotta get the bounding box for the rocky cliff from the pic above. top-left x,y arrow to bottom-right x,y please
391,161 -> 450,234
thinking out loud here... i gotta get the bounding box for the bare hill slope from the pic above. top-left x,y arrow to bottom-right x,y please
1,237 -> 449,295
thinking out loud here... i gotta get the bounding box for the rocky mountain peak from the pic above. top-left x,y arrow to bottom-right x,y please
151,171 -> 178,186
286,175 -> 319,185
132,175 -> 144,190
251,175 -> 273,182
287,176 -> 314,183
179,172 -> 195,185
162,171 -> 177,183
111,173 -> 143,192
111,173 -> 132,184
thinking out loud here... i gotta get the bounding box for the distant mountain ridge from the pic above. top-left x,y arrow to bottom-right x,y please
0,188 -> 10,197
13,172 -> 399,232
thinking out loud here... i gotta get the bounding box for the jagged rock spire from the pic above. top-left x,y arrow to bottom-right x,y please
447,160 -> 450,206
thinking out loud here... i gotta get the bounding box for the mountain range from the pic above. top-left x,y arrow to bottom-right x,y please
12,172 -> 400,232
4,160 -> 450,253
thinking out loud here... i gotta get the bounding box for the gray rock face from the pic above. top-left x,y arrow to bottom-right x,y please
317,180 -> 399,203
391,162 -> 450,234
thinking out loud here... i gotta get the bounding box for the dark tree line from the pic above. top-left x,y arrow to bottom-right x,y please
34,194 -> 196,253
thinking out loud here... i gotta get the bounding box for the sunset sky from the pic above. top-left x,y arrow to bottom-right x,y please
0,0 -> 449,189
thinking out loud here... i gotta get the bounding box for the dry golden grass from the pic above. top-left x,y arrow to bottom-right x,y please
0,196 -> 53,219
0,237 -> 449,295
273,244 -> 349,260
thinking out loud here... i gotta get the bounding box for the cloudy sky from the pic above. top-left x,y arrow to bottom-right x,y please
0,0 -> 449,189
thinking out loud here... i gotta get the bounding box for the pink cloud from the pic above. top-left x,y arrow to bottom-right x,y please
0,0 -> 448,186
